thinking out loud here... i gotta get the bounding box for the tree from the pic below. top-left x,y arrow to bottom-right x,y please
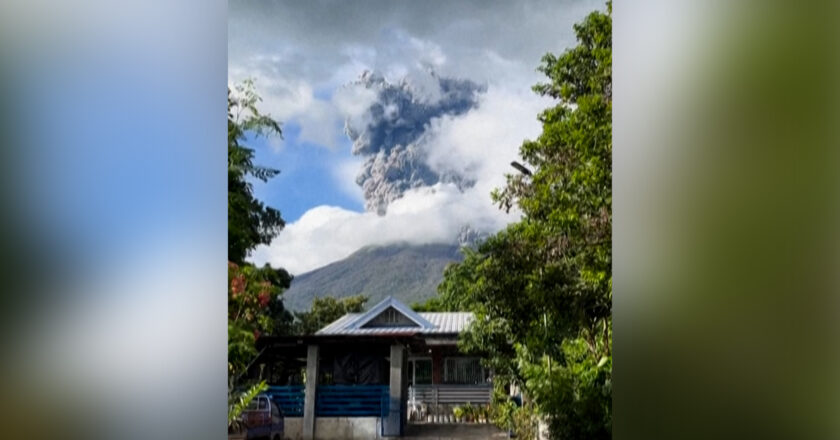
410,296 -> 447,312
294,295 -> 368,335
227,80 -> 293,385
228,261 -> 294,379
229,79 -> 286,264
438,3 -> 612,438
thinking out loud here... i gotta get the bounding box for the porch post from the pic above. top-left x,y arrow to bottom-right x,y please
383,343 -> 407,437
303,344 -> 319,440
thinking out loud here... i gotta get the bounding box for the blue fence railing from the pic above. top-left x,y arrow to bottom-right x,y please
266,385 -> 305,417
315,385 -> 389,417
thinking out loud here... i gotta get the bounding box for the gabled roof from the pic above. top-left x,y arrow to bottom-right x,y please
348,296 -> 434,330
315,296 -> 474,336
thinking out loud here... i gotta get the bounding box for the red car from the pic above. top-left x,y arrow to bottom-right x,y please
231,394 -> 285,440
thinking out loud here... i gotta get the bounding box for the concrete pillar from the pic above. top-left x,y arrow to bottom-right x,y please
383,344 -> 407,437
303,345 -> 319,440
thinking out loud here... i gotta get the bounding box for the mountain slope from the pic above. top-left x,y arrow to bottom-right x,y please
282,243 -> 463,311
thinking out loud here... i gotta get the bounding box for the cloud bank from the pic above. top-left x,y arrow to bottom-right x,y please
250,183 -> 509,275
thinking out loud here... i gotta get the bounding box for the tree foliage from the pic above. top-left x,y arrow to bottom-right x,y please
228,380 -> 268,430
411,296 -> 447,312
294,295 -> 368,335
229,79 -> 286,264
228,261 -> 294,379
227,80 -> 293,387
438,4 -> 612,438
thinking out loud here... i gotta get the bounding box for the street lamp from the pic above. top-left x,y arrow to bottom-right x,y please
510,161 -> 532,176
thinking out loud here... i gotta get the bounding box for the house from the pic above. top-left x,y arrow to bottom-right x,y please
249,296 -> 493,440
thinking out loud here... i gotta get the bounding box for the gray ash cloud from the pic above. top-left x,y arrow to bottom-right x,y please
345,71 -> 486,214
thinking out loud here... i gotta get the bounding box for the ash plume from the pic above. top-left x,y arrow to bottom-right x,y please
344,70 -> 486,215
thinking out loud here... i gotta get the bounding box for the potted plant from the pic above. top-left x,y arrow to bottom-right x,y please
453,406 -> 464,423
463,403 -> 474,423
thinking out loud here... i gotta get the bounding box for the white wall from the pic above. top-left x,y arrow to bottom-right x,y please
284,417 -> 302,440
283,417 -> 381,440
315,417 -> 380,440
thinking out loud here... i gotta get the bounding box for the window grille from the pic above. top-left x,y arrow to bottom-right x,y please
443,357 -> 486,384
409,358 -> 433,385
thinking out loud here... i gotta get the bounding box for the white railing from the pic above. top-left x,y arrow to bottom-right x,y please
408,384 -> 492,406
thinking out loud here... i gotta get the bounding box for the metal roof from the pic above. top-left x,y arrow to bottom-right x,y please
315,297 -> 474,336
345,296 -> 435,330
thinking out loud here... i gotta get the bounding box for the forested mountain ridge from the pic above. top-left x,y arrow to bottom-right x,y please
282,242 -> 463,311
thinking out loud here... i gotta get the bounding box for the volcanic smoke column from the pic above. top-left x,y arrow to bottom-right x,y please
344,70 -> 486,215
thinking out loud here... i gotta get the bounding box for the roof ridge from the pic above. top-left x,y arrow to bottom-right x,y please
346,296 -> 436,330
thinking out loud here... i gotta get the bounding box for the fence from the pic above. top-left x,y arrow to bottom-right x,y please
266,385 -> 305,417
315,384 -> 390,417
409,384 -> 492,406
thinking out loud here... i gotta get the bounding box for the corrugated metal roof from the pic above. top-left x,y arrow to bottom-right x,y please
316,308 -> 474,336
422,312 -> 474,333
344,296 -> 435,330
317,314 -> 359,335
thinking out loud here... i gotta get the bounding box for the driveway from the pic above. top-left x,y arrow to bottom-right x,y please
403,423 -> 508,439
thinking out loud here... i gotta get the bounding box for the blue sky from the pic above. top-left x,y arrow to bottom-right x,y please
249,122 -> 363,223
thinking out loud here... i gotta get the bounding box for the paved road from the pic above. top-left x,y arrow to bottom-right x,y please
403,423 -> 509,439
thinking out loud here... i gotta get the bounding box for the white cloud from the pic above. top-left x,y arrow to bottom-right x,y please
229,62 -> 314,121
424,86 -> 551,195
330,157 -> 365,204
250,183 -> 518,275
229,58 -> 346,149
333,83 -> 378,129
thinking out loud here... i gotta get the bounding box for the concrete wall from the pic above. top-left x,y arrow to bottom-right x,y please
314,417 -> 380,440
283,417 -> 381,440
284,418 -> 303,440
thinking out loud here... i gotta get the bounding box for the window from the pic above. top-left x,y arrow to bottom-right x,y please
444,358 -> 486,384
409,358 -> 432,385
246,396 -> 268,411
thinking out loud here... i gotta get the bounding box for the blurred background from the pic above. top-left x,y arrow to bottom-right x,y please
0,0 -> 837,439
0,0 -> 227,439
615,1 -> 840,439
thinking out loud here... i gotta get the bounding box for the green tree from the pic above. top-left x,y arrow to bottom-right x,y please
228,261 -> 294,379
294,295 -> 368,335
228,79 -> 286,264
228,381 -> 268,432
227,80 -> 293,385
438,4 -> 611,438
410,296 -> 446,312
